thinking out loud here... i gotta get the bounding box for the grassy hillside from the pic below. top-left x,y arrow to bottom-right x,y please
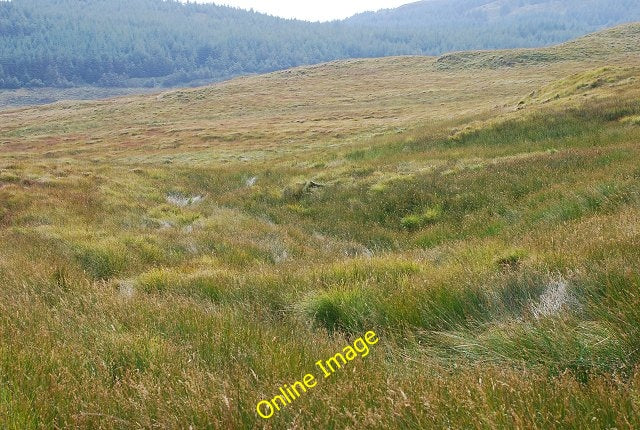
437,21 -> 640,69
3,0 -> 640,100
1,23 -> 640,428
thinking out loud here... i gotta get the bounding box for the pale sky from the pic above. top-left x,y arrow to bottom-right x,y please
190,1 -> 415,22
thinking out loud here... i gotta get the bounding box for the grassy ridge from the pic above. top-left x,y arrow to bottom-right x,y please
1,25 -> 640,428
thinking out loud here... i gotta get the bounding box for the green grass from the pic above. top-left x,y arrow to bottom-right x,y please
1,24 -> 640,429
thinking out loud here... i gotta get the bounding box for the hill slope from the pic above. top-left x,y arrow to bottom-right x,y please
1,25 -> 640,428
2,23 -> 638,162
2,0 -> 640,94
436,21 -> 640,69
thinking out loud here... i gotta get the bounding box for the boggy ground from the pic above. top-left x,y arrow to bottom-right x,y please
1,23 -> 640,429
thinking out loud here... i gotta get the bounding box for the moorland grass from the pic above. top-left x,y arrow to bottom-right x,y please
1,24 -> 640,429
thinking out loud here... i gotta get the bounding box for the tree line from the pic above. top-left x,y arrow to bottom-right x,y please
1,0 -> 639,89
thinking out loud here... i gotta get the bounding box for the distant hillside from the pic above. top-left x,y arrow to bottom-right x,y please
347,0 -> 640,52
434,22 -> 640,70
1,0 -> 640,91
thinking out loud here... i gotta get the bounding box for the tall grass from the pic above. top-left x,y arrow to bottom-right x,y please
1,51 -> 640,428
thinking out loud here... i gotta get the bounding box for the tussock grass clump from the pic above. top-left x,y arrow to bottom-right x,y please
621,115 -> 640,125
434,319 -> 622,381
147,203 -> 201,227
315,257 -> 420,288
494,273 -> 551,317
414,224 -> 455,248
136,267 -> 182,293
213,242 -> 272,268
136,267 -> 233,302
400,207 -> 442,230
410,283 -> 490,330
302,288 -> 377,334
182,271 -> 228,302
304,272 -> 491,334
121,235 -> 172,266
73,240 -> 128,280
0,171 -> 20,183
